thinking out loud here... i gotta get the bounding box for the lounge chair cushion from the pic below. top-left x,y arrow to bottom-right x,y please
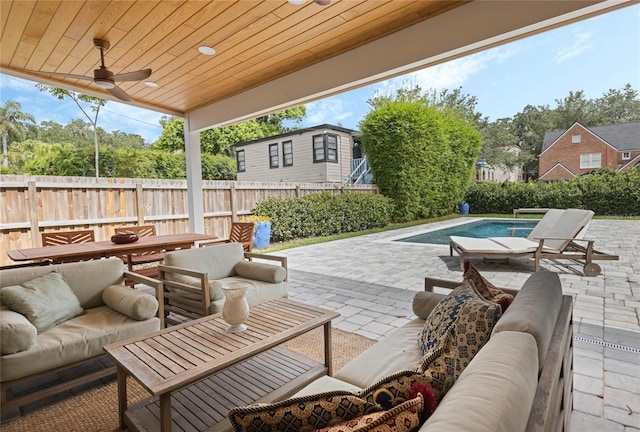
418,280 -> 502,377
1,272 -> 83,333
102,284 -> 159,321
491,271 -> 562,370
0,306 -> 37,354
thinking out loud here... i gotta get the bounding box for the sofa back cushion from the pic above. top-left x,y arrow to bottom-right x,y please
0,258 -> 124,309
422,331 -> 538,432
164,242 -> 244,281
412,291 -> 445,319
491,271 -> 562,371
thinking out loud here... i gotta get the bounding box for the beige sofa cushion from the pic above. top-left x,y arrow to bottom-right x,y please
1,272 -> 83,333
1,306 -> 160,382
422,331 -> 538,432
334,319 -> 424,388
0,258 -> 125,310
102,285 -> 158,321
0,306 -> 37,354
164,242 -> 245,280
492,271 -> 562,370
293,375 -> 362,397
234,261 -> 286,283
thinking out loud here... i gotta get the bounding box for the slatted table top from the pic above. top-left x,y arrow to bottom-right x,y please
104,298 -> 340,396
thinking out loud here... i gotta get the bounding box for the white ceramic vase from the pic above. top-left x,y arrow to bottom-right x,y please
222,283 -> 249,332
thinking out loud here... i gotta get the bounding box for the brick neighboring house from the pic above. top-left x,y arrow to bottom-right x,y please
538,121 -> 640,181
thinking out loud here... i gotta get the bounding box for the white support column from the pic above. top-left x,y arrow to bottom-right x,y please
184,114 -> 205,233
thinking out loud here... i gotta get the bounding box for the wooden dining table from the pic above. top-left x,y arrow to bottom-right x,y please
6,233 -> 218,264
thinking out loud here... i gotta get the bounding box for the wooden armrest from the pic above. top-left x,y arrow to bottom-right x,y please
157,265 -> 211,315
424,276 -> 516,296
198,238 -> 228,247
123,271 -> 165,328
244,252 -> 287,267
424,277 -> 461,292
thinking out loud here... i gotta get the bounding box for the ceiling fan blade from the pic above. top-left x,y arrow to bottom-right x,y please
21,69 -> 94,81
112,68 -> 152,82
107,85 -> 132,102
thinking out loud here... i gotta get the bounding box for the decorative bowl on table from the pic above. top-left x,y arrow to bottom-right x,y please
110,233 -> 139,244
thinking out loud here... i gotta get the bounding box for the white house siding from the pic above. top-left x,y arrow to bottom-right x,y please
236,128 -> 354,183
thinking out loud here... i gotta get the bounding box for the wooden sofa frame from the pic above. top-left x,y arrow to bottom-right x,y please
425,277 -> 574,432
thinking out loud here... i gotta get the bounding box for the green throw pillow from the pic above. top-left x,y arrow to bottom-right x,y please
1,271 -> 83,333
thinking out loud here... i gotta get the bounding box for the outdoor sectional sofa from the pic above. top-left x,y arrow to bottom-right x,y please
0,258 -> 162,415
231,270 -> 573,432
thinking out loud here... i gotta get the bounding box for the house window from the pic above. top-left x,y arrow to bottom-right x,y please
580,153 -> 601,169
236,150 -> 245,172
572,134 -> 581,144
269,143 -> 279,169
622,152 -> 631,160
312,133 -> 338,163
282,140 -> 293,166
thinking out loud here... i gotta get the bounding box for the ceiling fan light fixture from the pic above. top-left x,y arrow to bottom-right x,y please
94,78 -> 115,89
198,46 -> 216,55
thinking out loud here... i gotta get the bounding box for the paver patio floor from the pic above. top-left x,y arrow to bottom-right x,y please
278,217 -> 640,431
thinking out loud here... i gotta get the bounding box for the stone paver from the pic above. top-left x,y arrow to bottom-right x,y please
276,217 -> 640,431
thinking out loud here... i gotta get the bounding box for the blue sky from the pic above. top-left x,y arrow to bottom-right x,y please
1,4 -> 638,144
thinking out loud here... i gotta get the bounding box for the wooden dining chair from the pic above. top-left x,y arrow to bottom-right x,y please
41,229 -> 95,247
114,225 -> 164,279
199,222 -> 255,252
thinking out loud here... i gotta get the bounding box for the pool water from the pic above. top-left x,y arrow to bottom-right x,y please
396,219 -> 539,245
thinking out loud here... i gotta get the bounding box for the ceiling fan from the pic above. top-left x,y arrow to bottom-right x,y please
23,39 -> 151,102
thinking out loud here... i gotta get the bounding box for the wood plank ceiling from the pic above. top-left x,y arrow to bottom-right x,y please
1,0 -> 469,116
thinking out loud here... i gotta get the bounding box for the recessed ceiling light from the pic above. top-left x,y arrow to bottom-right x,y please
198,46 -> 216,55
288,0 -> 306,4
144,81 -> 159,88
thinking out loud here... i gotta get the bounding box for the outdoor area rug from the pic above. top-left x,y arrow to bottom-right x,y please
2,327 -> 376,432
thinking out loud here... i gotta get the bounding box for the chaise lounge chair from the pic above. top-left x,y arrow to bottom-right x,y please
449,208 -> 619,276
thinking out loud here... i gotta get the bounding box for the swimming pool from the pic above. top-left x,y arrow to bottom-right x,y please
395,219 -> 539,245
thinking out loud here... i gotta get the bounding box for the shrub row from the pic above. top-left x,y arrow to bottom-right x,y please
252,192 -> 393,242
464,168 -> 640,216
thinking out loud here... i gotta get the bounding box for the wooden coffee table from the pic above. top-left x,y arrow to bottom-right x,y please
104,298 -> 340,432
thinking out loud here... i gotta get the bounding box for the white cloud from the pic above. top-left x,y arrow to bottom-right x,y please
305,98 -> 353,125
555,31 -> 593,63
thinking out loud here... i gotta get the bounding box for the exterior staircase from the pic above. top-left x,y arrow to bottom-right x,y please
346,157 -> 373,184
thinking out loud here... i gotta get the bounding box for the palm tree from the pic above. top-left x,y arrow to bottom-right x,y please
0,100 -> 35,168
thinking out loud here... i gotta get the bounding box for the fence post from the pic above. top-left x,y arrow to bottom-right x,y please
230,183 -> 237,221
27,181 -> 41,247
135,183 -> 144,225
295,185 -> 301,197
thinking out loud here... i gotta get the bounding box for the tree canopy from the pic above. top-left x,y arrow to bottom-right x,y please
361,85 -> 481,221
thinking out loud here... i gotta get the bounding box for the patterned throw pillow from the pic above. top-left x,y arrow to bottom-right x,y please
313,394 -> 423,432
463,261 -> 514,311
227,391 -> 378,432
418,280 -> 502,377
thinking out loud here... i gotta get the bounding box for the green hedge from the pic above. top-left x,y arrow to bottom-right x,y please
252,192 -> 393,242
465,168 -> 640,216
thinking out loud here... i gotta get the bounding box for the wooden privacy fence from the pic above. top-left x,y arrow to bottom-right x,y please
0,175 -> 379,266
